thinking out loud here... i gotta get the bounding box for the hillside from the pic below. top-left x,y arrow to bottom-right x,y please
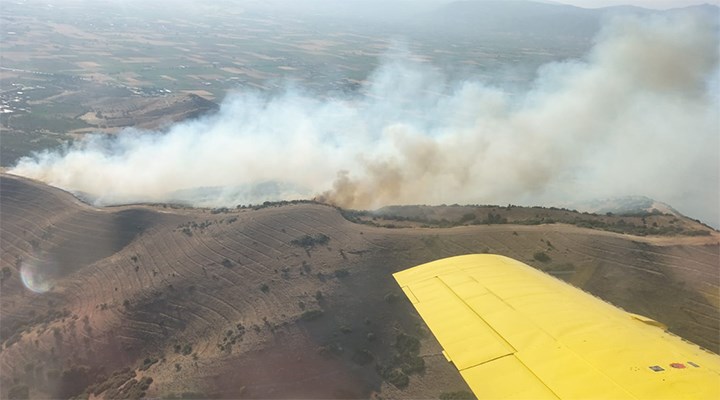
0,173 -> 718,399
346,203 -> 715,237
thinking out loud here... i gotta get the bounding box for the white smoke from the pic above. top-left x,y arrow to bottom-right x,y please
11,13 -> 720,226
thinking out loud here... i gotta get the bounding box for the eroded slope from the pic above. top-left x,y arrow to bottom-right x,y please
0,174 -> 717,399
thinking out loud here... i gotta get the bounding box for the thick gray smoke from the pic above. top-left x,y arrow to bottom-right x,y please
11,14 -> 720,226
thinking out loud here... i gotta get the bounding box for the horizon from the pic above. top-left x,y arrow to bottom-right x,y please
551,0 -> 720,9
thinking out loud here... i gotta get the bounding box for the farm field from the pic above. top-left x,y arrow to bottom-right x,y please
1,1 -> 575,94
1,0 -> 590,168
1,173 -> 718,398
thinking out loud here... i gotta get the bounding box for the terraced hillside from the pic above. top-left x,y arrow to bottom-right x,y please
1,173 -> 718,399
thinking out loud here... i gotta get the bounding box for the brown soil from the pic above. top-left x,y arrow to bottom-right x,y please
1,173 -> 717,399
77,93 -> 218,131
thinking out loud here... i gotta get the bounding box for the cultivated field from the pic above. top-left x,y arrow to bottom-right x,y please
1,173 -> 717,399
1,0 -> 591,168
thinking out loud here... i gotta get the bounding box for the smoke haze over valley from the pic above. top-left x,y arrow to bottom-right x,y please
11,11 -> 719,227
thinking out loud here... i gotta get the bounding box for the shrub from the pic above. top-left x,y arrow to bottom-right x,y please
395,333 -> 420,356
113,376 -> 153,400
386,333 -> 426,377
291,234 -> 330,249
439,391 -> 476,400
139,357 -> 158,371
400,356 -> 425,375
1,266 -> 13,283
385,369 -> 409,389
92,368 -> 135,396
533,251 -> 551,262
300,310 -> 324,321
58,365 -> 95,398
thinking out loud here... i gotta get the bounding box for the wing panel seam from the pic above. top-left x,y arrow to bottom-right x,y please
435,275 -> 519,354
457,353 -> 514,371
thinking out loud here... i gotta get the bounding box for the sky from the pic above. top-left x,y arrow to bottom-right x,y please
32,0 -> 720,11
552,0 -> 720,8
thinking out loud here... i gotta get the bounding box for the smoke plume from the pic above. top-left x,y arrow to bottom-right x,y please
10,13 -> 720,226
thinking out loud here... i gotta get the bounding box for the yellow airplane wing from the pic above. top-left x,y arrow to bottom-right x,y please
393,254 -> 720,399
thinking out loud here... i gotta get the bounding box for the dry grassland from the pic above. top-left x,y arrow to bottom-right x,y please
0,173 -> 717,398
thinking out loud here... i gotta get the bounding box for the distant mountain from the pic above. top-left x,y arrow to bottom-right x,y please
428,0 -> 602,38
263,0 -> 718,50
414,0 -> 719,40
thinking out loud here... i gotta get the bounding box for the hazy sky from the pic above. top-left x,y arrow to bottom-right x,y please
34,0 -> 720,10
553,0 -> 720,9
